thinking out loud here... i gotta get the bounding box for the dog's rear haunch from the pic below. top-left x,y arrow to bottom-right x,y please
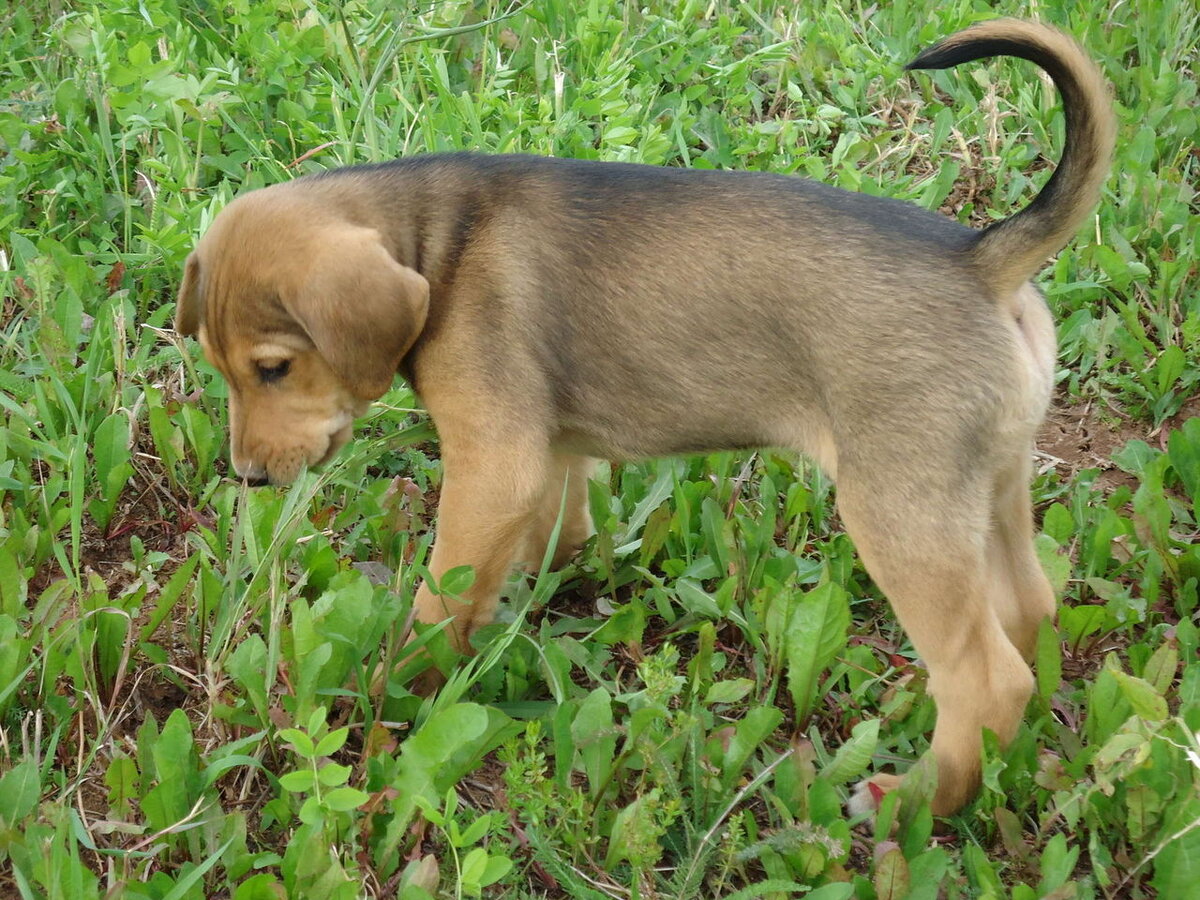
176,19 -> 1113,817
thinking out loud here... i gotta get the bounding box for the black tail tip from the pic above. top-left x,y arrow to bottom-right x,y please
904,42 -> 957,72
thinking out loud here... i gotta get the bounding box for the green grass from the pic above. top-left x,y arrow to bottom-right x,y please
1,0 -> 1198,897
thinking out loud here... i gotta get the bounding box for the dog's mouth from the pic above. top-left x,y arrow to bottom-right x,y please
234,419 -> 356,487
233,460 -> 273,486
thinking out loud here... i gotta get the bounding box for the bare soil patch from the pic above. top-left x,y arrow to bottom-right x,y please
1037,393 -> 1152,494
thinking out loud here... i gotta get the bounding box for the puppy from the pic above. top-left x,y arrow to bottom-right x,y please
175,19 -> 1114,816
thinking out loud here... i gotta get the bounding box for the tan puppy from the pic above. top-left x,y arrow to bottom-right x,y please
175,19 -> 1114,816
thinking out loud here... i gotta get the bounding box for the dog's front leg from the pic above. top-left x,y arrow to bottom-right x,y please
413,441 -> 550,654
517,452 -> 596,572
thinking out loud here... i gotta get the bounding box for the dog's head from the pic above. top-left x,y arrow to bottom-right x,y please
175,184 -> 430,485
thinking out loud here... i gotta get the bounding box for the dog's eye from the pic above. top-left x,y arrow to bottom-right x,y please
256,359 -> 291,383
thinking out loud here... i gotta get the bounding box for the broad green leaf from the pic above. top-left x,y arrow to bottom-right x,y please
905,847 -> 950,900
895,754 -> 938,838
571,688 -> 617,798
1125,783 -> 1162,843
278,729 -> 316,758
480,853 -> 514,887
1035,534 -> 1072,595
1041,503 -> 1073,545
298,796 -> 324,825
0,758 -> 40,825
233,873 -> 286,900
460,846 -> 488,886
91,412 -> 131,480
1094,731 -> 1152,797
770,581 -> 850,721
704,678 -> 755,705
322,787 -> 369,811
1087,669 -> 1132,744
639,503 -> 673,565
406,704 -> 489,774
379,704 -> 498,863
1143,641 -> 1179,696
874,846 -> 911,900
437,565 -> 475,597
605,789 -> 667,869
1059,604 -> 1110,646
226,635 -> 270,718
317,763 -> 352,787
142,708 -> 199,832
1114,671 -> 1169,721
1167,418 -> 1199,507
292,641 -> 333,719
454,815 -> 491,848
593,601 -> 646,645
1038,832 -> 1079,893
1153,345 -> 1185,396
720,706 -> 784,792
700,496 -> 731,574
105,755 -> 139,818
623,463 -> 677,540
822,718 -> 879,785
1152,799 -> 1200,897
279,770 -> 315,793
900,803 -> 935,867
962,842 -> 1004,897
314,727 -> 350,758
202,754 -> 268,789
674,577 -> 723,619
0,614 -> 28,717
1036,617 -> 1063,701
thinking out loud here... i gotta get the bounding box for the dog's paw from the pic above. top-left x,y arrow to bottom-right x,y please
847,773 -> 903,817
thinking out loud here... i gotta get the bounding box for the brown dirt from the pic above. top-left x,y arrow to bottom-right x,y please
1037,388 -> 1200,499
1036,392 -> 1155,494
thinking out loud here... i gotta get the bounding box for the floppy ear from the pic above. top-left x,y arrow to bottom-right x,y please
175,253 -> 202,336
284,226 -> 430,400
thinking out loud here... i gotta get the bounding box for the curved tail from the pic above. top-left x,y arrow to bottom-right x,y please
907,19 -> 1116,297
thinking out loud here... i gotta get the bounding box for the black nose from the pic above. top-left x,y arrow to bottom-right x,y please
243,474 -> 270,487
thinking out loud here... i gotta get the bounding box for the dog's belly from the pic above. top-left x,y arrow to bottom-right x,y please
550,421 -> 769,461
550,400 -> 838,476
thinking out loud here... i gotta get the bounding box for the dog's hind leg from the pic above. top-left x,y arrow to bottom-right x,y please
988,452 -> 1057,661
837,465 -> 1035,817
